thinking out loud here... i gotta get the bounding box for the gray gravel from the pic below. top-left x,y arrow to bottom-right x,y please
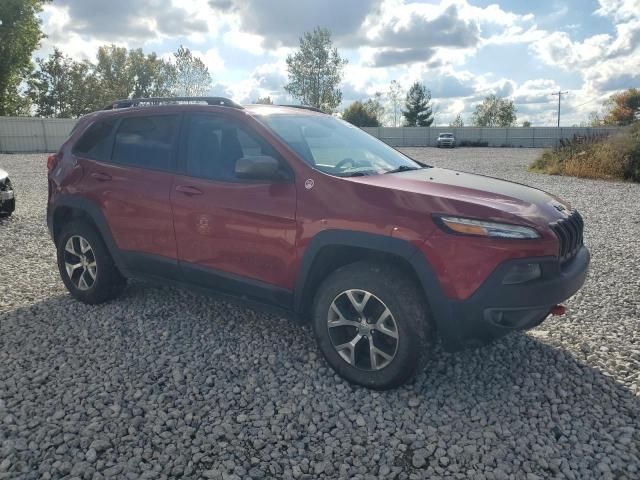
1,149 -> 639,480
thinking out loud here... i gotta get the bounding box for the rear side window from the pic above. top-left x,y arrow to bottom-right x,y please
112,115 -> 178,171
73,119 -> 117,161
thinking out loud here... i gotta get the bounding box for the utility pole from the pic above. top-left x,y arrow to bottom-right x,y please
551,91 -> 568,127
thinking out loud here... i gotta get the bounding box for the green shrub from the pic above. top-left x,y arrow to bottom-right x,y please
529,125 -> 640,182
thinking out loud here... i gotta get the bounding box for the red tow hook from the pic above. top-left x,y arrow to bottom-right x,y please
550,305 -> 567,316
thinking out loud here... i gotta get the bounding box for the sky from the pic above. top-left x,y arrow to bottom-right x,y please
36,0 -> 640,126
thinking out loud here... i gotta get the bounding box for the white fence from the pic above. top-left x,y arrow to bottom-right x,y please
0,116 -> 624,153
0,117 -> 77,153
361,126 -> 623,148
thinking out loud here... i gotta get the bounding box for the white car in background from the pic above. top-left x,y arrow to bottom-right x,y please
436,133 -> 456,148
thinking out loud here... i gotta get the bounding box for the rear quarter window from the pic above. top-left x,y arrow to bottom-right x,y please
72,119 -> 118,161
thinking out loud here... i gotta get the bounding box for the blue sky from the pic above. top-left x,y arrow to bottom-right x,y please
37,0 -> 640,126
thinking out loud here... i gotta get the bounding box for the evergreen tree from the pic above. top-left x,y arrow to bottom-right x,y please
402,82 -> 434,127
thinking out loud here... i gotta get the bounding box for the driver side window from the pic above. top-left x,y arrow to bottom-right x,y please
183,114 -> 286,182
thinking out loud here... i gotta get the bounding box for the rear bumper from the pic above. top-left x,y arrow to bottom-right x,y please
436,246 -> 590,351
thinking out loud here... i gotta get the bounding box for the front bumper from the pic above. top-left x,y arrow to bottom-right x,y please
437,246 -> 590,351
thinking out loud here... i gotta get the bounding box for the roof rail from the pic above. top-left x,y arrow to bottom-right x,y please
104,96 -> 244,110
279,104 -> 324,113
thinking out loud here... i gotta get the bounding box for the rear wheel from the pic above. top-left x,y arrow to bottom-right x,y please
312,262 -> 431,389
56,221 -> 126,304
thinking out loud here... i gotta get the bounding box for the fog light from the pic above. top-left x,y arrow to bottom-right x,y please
502,263 -> 541,284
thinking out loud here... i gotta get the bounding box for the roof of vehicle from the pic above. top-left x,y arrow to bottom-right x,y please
96,97 -> 326,118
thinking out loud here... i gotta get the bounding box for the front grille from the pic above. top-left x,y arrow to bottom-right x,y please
550,210 -> 584,264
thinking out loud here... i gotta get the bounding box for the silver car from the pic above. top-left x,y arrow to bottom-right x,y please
437,133 -> 456,148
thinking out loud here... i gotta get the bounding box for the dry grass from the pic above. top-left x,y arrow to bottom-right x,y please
529,124 -> 640,182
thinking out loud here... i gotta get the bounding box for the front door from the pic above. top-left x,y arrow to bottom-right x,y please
170,113 -> 297,305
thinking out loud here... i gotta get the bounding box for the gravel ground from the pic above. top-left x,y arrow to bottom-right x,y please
0,149 -> 638,480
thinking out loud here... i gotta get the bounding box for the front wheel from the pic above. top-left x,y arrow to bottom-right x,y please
56,221 -> 126,304
312,262 -> 431,389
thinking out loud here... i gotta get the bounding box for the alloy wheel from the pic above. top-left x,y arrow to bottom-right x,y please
63,235 -> 98,291
327,289 -> 399,371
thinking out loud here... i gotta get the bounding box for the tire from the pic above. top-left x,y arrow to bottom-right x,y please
56,220 -> 126,304
311,261 -> 431,390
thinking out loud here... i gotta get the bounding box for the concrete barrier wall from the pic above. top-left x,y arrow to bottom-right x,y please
0,116 -> 624,153
360,126 -> 622,148
0,117 -> 77,153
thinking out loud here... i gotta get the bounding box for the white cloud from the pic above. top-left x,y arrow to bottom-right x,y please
529,13 -> 640,96
595,0 -> 640,22
191,48 -> 225,73
37,4 -> 115,61
31,0 -> 640,126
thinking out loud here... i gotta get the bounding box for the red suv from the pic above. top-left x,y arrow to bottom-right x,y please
47,97 -> 590,389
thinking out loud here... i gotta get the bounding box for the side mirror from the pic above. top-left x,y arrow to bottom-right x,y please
235,155 -> 281,180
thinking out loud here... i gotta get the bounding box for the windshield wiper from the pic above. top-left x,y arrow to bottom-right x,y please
341,171 -> 369,177
385,165 -> 423,174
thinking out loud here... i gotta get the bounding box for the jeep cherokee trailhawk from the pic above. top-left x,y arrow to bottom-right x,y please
47,97 -> 590,389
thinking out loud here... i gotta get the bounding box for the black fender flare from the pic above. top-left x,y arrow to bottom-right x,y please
48,194 -> 129,275
293,230 -> 454,337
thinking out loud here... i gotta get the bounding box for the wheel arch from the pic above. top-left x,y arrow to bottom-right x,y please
50,195 -> 128,275
293,230 -> 452,332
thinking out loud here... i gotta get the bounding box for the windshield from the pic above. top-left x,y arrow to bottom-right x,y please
257,114 -> 423,176
440,134 -> 453,138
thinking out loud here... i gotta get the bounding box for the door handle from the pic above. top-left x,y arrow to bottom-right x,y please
175,185 -> 203,196
91,172 -> 112,181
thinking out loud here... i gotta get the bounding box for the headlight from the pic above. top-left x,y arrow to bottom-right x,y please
436,216 -> 540,239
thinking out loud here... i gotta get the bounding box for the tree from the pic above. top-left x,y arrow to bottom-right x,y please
342,100 -> 381,127
387,80 -> 403,127
284,27 -> 347,112
27,48 -> 103,117
522,120 -> 532,127
402,82 -> 434,127
449,114 -> 464,127
128,49 -> 175,98
255,96 -> 273,104
603,88 -> 640,125
94,45 -> 134,103
28,48 -> 70,117
364,92 -> 385,122
92,45 -> 177,106
0,0 -> 48,115
471,94 -> 517,127
173,46 -> 212,97
588,111 -> 604,127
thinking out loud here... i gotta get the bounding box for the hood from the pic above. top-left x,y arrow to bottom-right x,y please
0,168 -> 7,181
348,167 -> 572,224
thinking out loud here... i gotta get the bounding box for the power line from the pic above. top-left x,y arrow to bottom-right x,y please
551,91 -> 568,127
573,94 -> 608,109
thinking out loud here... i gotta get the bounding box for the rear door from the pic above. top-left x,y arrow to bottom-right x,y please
171,112 -> 297,304
73,113 -> 180,277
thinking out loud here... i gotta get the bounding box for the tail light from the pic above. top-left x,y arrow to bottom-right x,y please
47,154 -> 58,171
